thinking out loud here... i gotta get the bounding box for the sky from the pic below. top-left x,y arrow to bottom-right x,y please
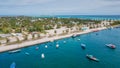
0,0 -> 120,15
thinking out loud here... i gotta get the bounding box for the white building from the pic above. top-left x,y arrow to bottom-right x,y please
81,27 -> 89,31
27,34 -> 33,40
101,21 -> 113,26
7,36 -> 18,43
0,38 -> 7,44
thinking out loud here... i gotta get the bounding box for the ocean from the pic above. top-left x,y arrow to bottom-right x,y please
39,15 -> 120,20
0,27 -> 120,68
1,15 -> 120,20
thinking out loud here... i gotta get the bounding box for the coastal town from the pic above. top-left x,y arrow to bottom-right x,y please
0,16 -> 119,52
1,0 -> 120,67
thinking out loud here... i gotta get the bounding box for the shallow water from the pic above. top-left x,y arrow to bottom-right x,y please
0,28 -> 120,68
43,15 -> 120,20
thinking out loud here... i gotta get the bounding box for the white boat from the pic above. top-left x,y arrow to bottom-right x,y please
25,52 -> 30,55
45,45 -> 48,48
41,53 -> 45,59
9,49 -> 21,54
106,44 -> 116,49
86,54 -> 99,62
78,39 -> 80,41
56,44 -> 59,48
72,34 -> 77,38
81,44 -> 86,49
81,44 -> 86,47
63,41 -> 66,43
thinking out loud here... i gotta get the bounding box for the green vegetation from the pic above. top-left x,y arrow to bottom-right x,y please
110,21 -> 120,26
0,16 -> 119,45
0,16 -> 109,34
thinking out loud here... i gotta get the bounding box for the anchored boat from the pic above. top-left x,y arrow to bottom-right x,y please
25,52 -> 30,55
81,44 -> 86,49
56,44 -> 59,48
45,45 -> 48,48
63,41 -> 66,43
106,44 -> 116,49
9,49 -> 21,54
72,34 -> 77,38
36,47 -> 39,50
78,39 -> 80,41
86,54 -> 99,62
41,53 -> 45,59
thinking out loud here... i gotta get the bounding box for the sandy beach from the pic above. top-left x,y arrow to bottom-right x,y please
0,27 -> 106,53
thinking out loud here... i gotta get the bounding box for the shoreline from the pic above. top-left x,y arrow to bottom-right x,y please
0,27 -> 107,53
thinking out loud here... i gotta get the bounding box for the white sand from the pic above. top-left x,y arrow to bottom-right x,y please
0,27 -> 106,53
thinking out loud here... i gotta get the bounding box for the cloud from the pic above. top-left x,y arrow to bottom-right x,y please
104,0 -> 120,1
0,0 -> 120,15
0,0 -> 55,6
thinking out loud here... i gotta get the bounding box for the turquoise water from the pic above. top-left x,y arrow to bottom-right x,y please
1,15 -> 120,20
39,15 -> 120,20
0,28 -> 120,68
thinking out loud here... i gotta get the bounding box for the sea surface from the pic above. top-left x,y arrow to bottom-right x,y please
1,15 -> 120,20
39,15 -> 120,20
0,27 -> 120,68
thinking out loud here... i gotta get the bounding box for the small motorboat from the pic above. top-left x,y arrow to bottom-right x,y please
106,44 -> 116,49
81,44 -> 86,49
25,52 -> 30,55
78,39 -> 80,41
45,45 -> 48,48
36,47 -> 39,50
63,41 -> 66,43
72,34 -> 76,38
56,44 -> 59,48
9,49 -> 21,54
10,62 -> 16,68
41,53 -> 45,59
86,54 -> 99,62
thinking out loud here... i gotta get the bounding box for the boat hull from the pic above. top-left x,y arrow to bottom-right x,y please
81,46 -> 86,49
106,44 -> 116,49
86,55 -> 99,62
9,49 -> 21,54
81,44 -> 86,49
